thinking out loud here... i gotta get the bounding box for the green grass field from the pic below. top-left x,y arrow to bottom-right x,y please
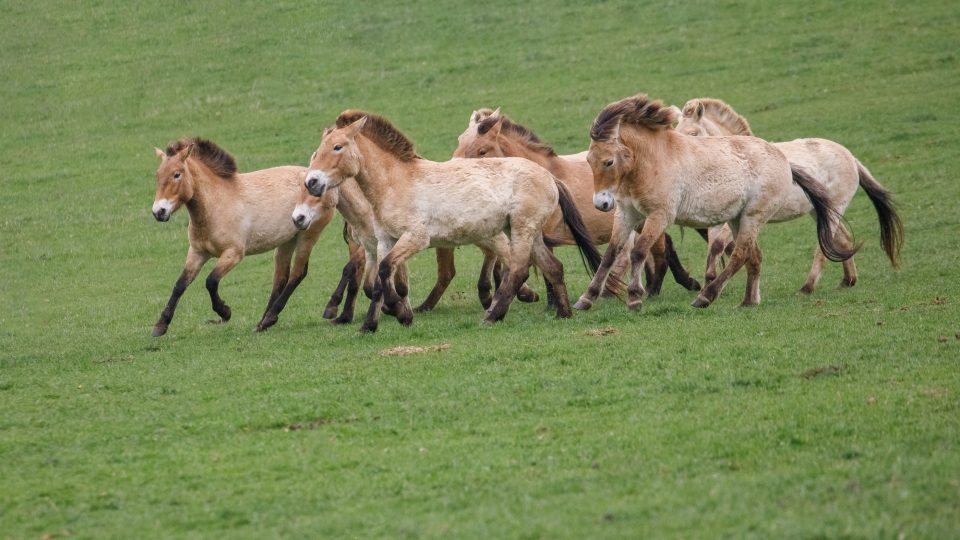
2,1 -> 959,537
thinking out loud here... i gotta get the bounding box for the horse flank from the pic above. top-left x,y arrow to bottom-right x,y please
336,110 -> 419,161
165,137 -> 238,179
591,94 -> 677,141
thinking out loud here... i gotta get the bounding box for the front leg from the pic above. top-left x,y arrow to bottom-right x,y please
626,214 -> 669,311
573,216 -> 633,310
152,248 -> 210,337
205,249 -> 243,324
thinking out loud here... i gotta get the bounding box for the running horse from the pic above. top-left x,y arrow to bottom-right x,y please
574,94 -> 859,311
150,137 -> 336,336
676,97 -> 902,291
304,111 -> 599,332
453,108 -> 702,298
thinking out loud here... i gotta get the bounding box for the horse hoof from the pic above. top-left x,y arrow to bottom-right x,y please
572,299 -> 592,311
151,325 -> 167,337
556,308 -> 573,319
331,315 -> 353,326
688,279 -> 702,292
840,277 -> 857,288
322,306 -> 339,319
691,296 -> 711,308
517,289 -> 539,303
799,284 -> 815,295
628,300 -> 643,311
359,323 -> 378,334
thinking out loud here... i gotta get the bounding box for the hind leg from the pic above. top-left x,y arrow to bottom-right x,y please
664,233 -> 702,292
574,215 -> 633,310
694,221 -> 753,308
603,233 -> 632,297
263,241 -> 295,318
415,248 -> 456,313
704,224 -> 732,283
531,236 -> 571,318
378,231 -> 429,327
484,231 -> 534,324
644,234 -> 669,296
325,245 -> 363,319
741,239 -> 763,307
800,247 -> 827,294
257,239 -> 317,332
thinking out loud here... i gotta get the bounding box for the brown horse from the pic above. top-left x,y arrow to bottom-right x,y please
150,137 -> 336,336
305,111 -> 596,331
453,108 -> 702,297
676,97 -> 903,291
575,94 -> 858,311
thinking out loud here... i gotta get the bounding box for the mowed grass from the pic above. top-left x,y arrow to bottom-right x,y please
1,1 -> 959,537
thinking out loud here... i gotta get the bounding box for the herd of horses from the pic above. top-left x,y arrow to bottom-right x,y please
149,93 -> 903,337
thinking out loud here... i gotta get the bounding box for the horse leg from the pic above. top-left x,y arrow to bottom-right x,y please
324,243 -> 362,319
800,247 -> 827,294
414,248 -> 455,313
204,249 -> 243,324
704,224 -> 732,283
741,238 -> 763,307
152,248 -> 209,337
257,241 -> 294,330
484,232 -> 533,324
693,222 -> 752,308
476,248 -> 498,309
378,231 -> 429,327
626,215 -> 669,311
603,233 -> 632,297
573,222 -> 630,310
332,251 -> 364,325
663,233 -> 702,291
837,222 -> 858,288
531,235 -> 571,318
644,234 -> 669,297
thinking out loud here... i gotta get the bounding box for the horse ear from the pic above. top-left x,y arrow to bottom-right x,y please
694,102 -> 704,120
469,110 -> 480,128
489,107 -> 501,121
178,143 -> 195,161
154,147 -> 166,160
345,116 -> 368,137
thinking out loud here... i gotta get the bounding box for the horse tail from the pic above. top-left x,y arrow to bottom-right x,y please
856,160 -> 903,268
791,165 -> 861,262
554,179 -> 603,273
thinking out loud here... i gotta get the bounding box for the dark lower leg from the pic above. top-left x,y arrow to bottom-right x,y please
153,271 -> 191,337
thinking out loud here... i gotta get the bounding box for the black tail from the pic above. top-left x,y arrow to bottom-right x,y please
791,165 -> 861,262
856,160 -> 903,269
555,180 -> 603,273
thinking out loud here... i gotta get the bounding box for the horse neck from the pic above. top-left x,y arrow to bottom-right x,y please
500,136 -> 560,175
622,127 -> 674,186
183,160 -> 227,230
352,138 -> 414,215
334,179 -> 375,236
702,115 -> 737,136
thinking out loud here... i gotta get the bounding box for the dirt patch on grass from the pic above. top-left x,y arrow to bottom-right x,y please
584,327 -> 618,337
381,343 -> 451,356
800,365 -> 841,379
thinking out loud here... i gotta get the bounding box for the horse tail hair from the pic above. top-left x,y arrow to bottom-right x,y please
695,228 -> 709,243
791,165 -> 861,262
856,160 -> 903,269
341,221 -> 350,245
555,180 -> 603,273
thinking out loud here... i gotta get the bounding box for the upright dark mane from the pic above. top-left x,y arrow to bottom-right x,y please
590,94 -> 677,141
165,137 -> 237,179
477,115 -> 557,157
336,110 -> 418,161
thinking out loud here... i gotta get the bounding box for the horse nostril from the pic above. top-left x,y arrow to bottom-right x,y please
306,177 -> 316,190
293,215 -> 304,225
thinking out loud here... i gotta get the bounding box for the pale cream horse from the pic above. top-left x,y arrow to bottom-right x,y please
304,111 -> 588,332
676,98 -> 902,291
575,94 -> 858,311
454,108 -> 703,297
150,137 -> 336,336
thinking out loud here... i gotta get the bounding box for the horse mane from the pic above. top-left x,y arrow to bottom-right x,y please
591,94 -> 677,141
684,98 -> 754,136
336,110 -> 418,162
477,114 -> 557,157
165,137 -> 237,179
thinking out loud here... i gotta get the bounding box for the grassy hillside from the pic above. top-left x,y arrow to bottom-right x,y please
1,1 -> 958,537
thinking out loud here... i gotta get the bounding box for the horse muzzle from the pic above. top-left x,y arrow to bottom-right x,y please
304,169 -> 331,197
291,203 -> 316,230
593,190 -> 615,212
152,199 -> 174,222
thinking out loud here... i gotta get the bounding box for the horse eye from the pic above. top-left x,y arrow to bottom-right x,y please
604,159 -> 614,167
333,144 -> 343,152
173,171 -> 182,180
478,149 -> 487,156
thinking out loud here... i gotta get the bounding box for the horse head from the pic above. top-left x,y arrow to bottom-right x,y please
305,117 -> 367,197
453,108 -> 501,158
151,143 -> 196,222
